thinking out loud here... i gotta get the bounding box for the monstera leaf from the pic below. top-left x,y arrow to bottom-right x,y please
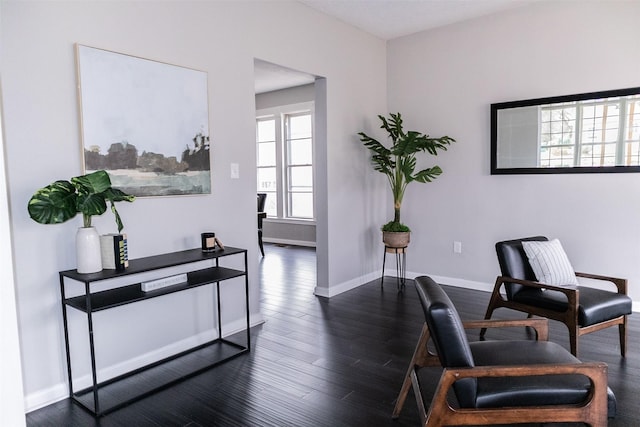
28,180 -> 78,225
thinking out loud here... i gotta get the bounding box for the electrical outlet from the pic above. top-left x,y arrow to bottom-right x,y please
453,241 -> 462,254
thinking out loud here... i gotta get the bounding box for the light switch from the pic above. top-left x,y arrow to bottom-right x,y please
230,163 -> 239,179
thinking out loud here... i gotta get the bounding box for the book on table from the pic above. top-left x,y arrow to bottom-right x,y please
100,233 -> 128,270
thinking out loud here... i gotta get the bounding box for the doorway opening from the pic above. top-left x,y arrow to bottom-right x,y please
253,59 -> 326,297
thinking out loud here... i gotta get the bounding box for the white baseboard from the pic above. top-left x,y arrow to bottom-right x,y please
321,269 -> 640,312
314,271 -> 380,298
24,383 -> 68,414
263,238 -> 316,248
407,271 -> 495,293
317,269 -> 494,298
24,315 -> 265,413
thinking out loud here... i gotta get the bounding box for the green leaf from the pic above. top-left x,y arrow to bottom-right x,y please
71,170 -> 112,195
103,187 -> 135,203
398,155 -> 417,183
413,166 -> 443,183
27,180 -> 78,224
359,133 -> 391,156
76,192 -> 107,218
104,188 -> 134,233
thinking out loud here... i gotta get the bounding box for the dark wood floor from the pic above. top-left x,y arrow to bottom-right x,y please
27,243 -> 639,426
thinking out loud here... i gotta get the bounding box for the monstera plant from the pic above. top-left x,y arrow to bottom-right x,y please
28,169 -> 134,232
28,170 -> 134,273
358,112 -> 454,247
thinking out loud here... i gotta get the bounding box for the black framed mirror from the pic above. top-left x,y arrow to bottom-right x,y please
491,87 -> 640,174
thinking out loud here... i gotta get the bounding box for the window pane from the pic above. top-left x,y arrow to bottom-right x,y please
628,100 -> 640,140
289,138 -> 312,165
289,165 -> 313,189
257,167 -> 276,192
580,142 -> 616,166
540,106 -> 575,150
625,141 -> 640,165
257,119 -> 275,143
290,192 -> 313,218
540,145 -> 574,167
288,114 -> 311,139
258,141 -> 276,167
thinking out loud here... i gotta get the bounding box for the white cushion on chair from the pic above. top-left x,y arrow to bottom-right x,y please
522,239 -> 578,287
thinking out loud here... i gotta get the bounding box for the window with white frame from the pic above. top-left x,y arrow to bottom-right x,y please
539,95 -> 640,167
257,104 -> 314,220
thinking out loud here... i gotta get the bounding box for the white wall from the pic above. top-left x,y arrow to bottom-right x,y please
1,0 -> 386,411
0,87 -> 26,425
388,1 -> 640,306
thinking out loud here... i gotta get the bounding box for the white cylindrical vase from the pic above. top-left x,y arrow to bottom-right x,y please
76,226 -> 102,274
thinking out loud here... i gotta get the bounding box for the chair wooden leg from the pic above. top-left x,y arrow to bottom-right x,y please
481,278 -> 509,340
568,326 -> 579,357
258,229 -> 264,256
619,316 -> 627,357
480,296 -> 499,339
392,324 -> 437,419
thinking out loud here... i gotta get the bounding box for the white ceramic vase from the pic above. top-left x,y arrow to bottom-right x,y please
76,226 -> 102,274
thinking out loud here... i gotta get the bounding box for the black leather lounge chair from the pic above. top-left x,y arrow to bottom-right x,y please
483,236 -> 632,357
393,276 -> 615,427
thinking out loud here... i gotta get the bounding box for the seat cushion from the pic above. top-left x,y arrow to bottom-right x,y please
470,340 -> 591,408
416,340 -> 617,417
513,286 -> 632,326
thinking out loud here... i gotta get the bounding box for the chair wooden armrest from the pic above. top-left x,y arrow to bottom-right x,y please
493,275 -> 580,311
392,317 -> 549,419
576,272 -> 628,294
424,362 -> 608,427
464,318 -> 548,341
496,275 -> 578,294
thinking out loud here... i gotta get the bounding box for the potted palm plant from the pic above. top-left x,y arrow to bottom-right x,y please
28,170 -> 135,273
358,112 -> 455,247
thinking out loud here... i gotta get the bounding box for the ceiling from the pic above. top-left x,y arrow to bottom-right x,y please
297,0 -> 538,40
255,0 -> 539,94
254,59 -> 316,94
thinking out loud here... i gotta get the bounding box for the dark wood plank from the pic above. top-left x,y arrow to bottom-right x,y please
27,243 -> 640,426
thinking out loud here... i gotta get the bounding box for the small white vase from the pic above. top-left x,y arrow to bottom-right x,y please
76,226 -> 102,274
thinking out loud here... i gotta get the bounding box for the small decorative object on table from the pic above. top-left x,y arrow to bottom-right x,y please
201,232 -> 217,252
100,233 -> 128,270
215,237 -> 224,250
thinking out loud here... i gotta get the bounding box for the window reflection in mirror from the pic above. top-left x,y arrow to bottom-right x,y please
491,87 -> 640,174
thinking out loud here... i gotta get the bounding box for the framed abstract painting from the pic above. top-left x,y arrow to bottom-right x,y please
76,44 -> 211,197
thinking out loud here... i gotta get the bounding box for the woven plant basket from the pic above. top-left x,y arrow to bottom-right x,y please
382,231 -> 410,248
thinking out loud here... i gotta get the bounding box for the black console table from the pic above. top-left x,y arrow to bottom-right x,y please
59,247 -> 250,416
